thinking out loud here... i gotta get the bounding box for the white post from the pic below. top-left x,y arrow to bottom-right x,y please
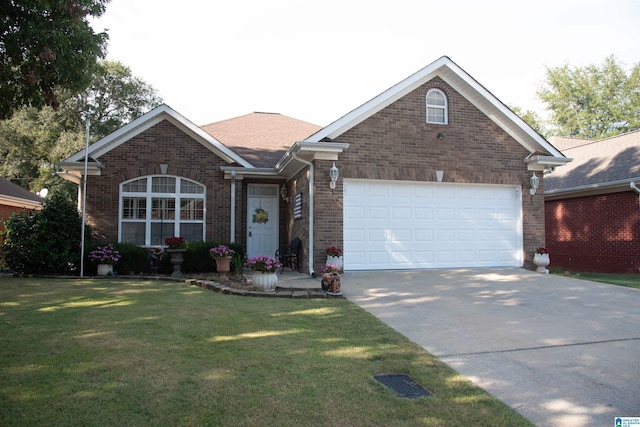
80,118 -> 90,277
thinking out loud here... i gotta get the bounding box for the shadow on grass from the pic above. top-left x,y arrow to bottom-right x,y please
0,277 -> 532,426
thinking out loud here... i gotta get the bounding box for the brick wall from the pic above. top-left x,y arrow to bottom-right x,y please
545,191 -> 640,273
85,120 -> 231,243
311,77 -> 545,272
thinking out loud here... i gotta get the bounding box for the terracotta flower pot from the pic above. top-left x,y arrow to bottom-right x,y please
214,256 -> 232,281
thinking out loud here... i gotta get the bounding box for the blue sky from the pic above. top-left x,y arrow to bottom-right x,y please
91,0 -> 640,127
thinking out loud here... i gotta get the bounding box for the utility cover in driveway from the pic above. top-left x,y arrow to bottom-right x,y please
374,373 -> 432,399
344,179 -> 523,270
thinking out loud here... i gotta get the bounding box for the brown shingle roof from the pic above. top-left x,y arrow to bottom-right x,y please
200,113 -> 322,168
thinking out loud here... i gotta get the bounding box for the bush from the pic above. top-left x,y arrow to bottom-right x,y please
0,191 -> 84,274
113,243 -> 148,275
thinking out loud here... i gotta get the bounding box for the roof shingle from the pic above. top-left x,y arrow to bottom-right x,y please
545,131 -> 640,192
200,113 -> 321,168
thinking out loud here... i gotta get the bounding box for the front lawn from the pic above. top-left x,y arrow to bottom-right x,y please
552,270 -> 640,289
0,277 -> 532,426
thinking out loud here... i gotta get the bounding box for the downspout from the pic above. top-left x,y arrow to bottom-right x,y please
292,152 -> 314,276
631,182 -> 640,209
230,170 -> 236,242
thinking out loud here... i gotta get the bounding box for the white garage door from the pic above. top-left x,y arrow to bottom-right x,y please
343,179 -> 523,270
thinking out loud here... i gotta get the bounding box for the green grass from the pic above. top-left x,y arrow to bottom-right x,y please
0,278 -> 532,426
551,269 -> 640,289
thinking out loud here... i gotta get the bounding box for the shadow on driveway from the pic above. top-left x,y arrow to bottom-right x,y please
343,268 -> 640,427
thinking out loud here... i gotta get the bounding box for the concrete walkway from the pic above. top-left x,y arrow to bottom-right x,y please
341,269 -> 640,427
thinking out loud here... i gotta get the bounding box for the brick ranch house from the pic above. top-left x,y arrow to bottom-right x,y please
545,131 -> 640,273
58,56 -> 569,275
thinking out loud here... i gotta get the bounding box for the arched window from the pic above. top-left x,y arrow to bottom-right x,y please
426,89 -> 448,124
119,175 -> 206,246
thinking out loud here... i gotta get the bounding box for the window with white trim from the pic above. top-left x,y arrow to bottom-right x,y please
120,176 -> 205,246
426,89 -> 448,124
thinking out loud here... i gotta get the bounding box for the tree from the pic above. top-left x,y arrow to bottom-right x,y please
510,106 -> 546,138
0,0 -> 110,119
537,55 -> 640,139
0,60 -> 163,195
74,60 -> 163,139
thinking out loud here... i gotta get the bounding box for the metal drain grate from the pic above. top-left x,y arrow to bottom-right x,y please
374,373 -> 432,399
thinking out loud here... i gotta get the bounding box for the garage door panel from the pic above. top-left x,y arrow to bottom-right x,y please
415,229 -> 434,241
344,180 -> 523,270
415,207 -> 434,220
392,206 -> 411,220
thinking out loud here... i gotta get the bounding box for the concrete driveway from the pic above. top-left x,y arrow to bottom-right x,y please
342,269 -> 640,427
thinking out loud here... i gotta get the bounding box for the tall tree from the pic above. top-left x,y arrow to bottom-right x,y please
75,60 -> 163,139
0,60 -> 163,195
0,0 -> 110,119
537,55 -> 640,139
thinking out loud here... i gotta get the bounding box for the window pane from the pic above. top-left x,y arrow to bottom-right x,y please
152,198 -> 176,220
180,223 -> 203,242
121,222 -> 145,245
181,179 -> 204,194
152,176 -> 176,193
428,107 -> 445,123
122,197 -> 146,219
427,91 -> 445,106
180,198 -> 204,220
248,186 -> 278,197
122,178 -> 147,193
151,223 -> 175,245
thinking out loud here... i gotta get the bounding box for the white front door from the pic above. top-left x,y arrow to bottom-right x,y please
247,185 -> 279,259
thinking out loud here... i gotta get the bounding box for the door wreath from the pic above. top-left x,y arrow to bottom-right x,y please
252,208 -> 269,224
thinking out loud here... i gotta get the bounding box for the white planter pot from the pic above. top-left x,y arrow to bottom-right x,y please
251,272 -> 278,291
97,264 -> 113,276
533,253 -> 550,274
326,255 -> 343,270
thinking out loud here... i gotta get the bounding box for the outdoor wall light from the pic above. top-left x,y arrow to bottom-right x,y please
280,184 -> 289,202
329,162 -> 339,189
530,172 -> 540,195
437,132 -> 444,140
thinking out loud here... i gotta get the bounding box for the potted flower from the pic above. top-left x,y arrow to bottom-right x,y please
325,245 -> 344,269
165,236 -> 186,276
165,236 -> 185,249
210,245 -> 236,281
89,244 -> 121,276
533,246 -> 550,274
321,264 -> 342,295
244,255 -> 282,291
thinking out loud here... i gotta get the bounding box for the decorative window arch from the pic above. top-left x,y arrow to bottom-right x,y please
119,175 -> 206,246
426,89 -> 448,124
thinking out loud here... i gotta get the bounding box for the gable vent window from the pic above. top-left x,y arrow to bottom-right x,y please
120,175 -> 206,246
426,89 -> 448,124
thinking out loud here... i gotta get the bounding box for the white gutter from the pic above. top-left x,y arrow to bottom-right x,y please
292,152 -> 314,276
631,181 -> 640,194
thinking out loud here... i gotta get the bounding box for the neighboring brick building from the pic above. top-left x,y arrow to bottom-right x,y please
58,56 -> 568,274
0,177 -> 44,233
545,131 -> 640,273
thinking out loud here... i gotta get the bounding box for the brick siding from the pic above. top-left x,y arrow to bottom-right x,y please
545,191 -> 640,273
85,120 -> 231,243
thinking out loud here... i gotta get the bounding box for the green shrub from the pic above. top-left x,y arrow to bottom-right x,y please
113,243 -> 148,275
0,191 -> 84,274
